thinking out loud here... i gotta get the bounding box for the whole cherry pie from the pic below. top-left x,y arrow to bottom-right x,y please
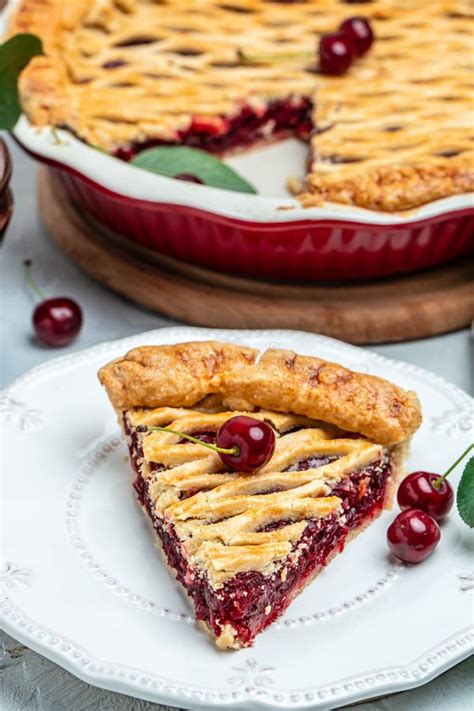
8,0 -> 474,211
99,341 -> 422,649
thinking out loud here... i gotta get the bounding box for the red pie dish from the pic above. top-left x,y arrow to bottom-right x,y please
14,123 -> 474,282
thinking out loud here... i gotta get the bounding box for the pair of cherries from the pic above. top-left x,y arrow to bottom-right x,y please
387,469 -> 455,564
320,17 -> 374,75
241,16 -> 373,77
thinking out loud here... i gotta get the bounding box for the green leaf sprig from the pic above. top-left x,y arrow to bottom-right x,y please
0,34 -> 44,130
433,444 -> 474,527
131,146 -> 257,194
454,450 -> 474,528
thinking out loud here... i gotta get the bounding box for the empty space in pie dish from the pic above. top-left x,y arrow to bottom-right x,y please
225,138 -> 309,198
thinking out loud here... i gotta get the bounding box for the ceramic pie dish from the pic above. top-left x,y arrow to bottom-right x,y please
0,139 -> 14,239
3,0 -> 474,281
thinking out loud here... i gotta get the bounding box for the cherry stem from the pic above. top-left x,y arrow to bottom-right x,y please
51,126 -> 62,145
23,260 -> 46,302
141,425 -> 240,457
433,443 -> 474,488
238,48 -> 313,65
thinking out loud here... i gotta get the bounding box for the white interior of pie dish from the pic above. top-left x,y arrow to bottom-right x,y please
4,1 -> 474,225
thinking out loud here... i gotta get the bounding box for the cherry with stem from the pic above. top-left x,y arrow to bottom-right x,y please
397,443 -> 473,522
24,259 -> 83,347
136,415 -> 276,472
137,425 -> 240,456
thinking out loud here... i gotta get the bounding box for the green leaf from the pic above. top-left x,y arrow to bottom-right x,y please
0,34 -> 44,130
457,456 -> 474,528
131,146 -> 257,194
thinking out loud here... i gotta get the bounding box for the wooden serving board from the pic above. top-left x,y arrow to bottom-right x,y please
38,168 -> 474,344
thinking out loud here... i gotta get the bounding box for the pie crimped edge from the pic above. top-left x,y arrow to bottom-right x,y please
98,340 -> 422,446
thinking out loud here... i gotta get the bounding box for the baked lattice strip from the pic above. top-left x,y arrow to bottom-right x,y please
126,406 -> 389,587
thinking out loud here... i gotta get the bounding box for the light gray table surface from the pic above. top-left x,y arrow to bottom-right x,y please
1,138 -> 473,710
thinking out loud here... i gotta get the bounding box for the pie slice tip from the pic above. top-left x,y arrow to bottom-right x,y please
99,340 -> 421,649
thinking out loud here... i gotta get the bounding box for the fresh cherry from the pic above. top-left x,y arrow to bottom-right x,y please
319,31 -> 356,75
24,260 -> 83,347
216,416 -> 276,472
387,509 -> 440,564
33,298 -> 83,347
339,17 -> 374,56
137,415 -> 276,473
397,471 -> 454,522
175,173 -> 204,184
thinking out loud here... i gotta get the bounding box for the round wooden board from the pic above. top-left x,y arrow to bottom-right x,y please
38,168 -> 474,344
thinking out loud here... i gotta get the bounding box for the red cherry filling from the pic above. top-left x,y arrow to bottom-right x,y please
319,31 -> 356,75
387,509 -> 440,564
216,416 -> 276,472
339,17 -> 374,56
397,471 -> 454,522
287,454 -> 339,471
33,297 -> 83,347
180,431 -> 216,445
115,97 -> 313,160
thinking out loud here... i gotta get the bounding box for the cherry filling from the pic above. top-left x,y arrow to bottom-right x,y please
115,97 -> 313,160
124,416 -> 391,647
180,431 -> 217,445
287,454 -> 339,471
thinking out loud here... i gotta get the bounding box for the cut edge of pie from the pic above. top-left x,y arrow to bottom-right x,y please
8,0 -> 474,212
98,340 -> 421,650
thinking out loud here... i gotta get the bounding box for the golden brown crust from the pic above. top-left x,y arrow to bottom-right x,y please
220,347 -> 421,445
99,341 -> 421,445
99,341 -> 417,650
301,155 -> 474,213
98,341 -> 257,410
8,0 -> 473,211
8,0 -> 317,146
7,0 -> 77,128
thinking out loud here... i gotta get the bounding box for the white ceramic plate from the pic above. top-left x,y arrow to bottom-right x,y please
1,327 -> 473,711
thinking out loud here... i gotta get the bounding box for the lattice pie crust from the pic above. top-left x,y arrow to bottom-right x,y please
8,0 -> 474,211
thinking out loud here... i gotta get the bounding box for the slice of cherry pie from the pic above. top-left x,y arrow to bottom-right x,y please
99,341 -> 421,649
